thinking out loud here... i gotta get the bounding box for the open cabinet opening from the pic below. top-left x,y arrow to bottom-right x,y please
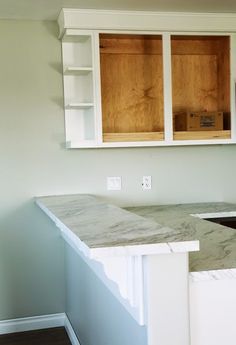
171,35 -> 231,140
99,34 -> 164,142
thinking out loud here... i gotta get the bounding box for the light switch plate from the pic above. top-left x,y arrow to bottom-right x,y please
107,176 -> 122,191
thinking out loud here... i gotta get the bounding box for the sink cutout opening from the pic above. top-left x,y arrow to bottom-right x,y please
192,212 -> 236,230
204,217 -> 236,229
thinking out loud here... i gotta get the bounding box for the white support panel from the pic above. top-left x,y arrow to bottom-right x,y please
230,34 -> 236,141
162,33 -> 173,143
190,277 -> 236,345
93,31 -> 103,145
144,253 -> 190,345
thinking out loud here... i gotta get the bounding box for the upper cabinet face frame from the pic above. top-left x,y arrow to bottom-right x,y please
58,9 -> 236,148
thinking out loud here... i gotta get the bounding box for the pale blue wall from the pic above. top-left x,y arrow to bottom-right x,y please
0,20 -> 66,320
65,244 -> 147,345
1,18 -> 236,324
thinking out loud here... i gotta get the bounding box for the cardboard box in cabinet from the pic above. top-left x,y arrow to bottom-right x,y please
174,111 -> 223,131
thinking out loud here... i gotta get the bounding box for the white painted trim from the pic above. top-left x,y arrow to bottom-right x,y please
162,33 -> 173,143
0,313 -> 65,335
93,31 -> 103,145
230,34 -> 236,141
0,313 -> 81,345
67,138 -> 236,149
192,211 -> 236,219
65,315 -> 81,345
58,9 -> 236,34
144,253 -> 190,345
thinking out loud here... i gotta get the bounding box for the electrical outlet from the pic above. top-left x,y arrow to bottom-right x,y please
107,176 -> 122,191
142,176 -> 152,190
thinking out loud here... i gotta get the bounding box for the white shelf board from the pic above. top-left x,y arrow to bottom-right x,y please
66,140 -> 97,148
66,103 -> 94,109
64,66 -> 93,75
66,138 -> 236,149
62,29 -> 92,42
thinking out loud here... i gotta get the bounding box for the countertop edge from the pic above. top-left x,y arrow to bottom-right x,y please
35,197 -> 199,257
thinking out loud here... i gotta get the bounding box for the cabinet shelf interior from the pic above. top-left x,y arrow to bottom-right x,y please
171,35 -> 231,138
100,33 -> 164,142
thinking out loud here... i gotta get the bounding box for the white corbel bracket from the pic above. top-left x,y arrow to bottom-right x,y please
37,200 -> 146,324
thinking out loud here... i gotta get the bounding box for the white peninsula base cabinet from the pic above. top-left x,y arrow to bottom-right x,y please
190,276 -> 236,345
36,195 -> 236,345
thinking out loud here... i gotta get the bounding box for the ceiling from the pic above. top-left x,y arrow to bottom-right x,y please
1,0 -> 236,20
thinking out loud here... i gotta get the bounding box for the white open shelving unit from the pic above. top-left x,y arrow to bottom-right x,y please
58,9 -> 236,148
62,29 -> 97,146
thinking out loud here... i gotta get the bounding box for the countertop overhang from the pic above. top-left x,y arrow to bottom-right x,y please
35,194 -> 236,273
36,194 -> 199,259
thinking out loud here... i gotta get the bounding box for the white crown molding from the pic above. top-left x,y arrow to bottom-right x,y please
58,8 -> 236,37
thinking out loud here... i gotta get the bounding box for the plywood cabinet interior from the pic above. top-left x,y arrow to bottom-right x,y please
171,35 -> 231,140
100,34 -> 164,142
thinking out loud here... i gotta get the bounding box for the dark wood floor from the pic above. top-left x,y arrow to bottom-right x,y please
0,327 -> 71,345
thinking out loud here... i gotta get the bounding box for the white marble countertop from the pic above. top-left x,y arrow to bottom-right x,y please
36,194 -> 199,258
126,203 -> 236,273
36,194 -> 236,275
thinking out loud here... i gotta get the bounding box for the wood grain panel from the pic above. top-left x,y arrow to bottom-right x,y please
100,53 -> 164,134
172,54 -> 218,113
217,38 -> 230,112
103,132 -> 164,142
171,36 -> 226,55
171,35 -> 231,139
100,34 -> 162,55
173,130 -> 231,140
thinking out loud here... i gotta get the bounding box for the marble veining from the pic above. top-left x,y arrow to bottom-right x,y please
126,203 -> 236,272
36,194 -> 236,275
36,194 -> 199,258
190,268 -> 236,282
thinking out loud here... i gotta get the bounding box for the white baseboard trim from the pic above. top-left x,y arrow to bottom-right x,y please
0,313 -> 65,335
65,315 -> 81,345
0,313 -> 81,345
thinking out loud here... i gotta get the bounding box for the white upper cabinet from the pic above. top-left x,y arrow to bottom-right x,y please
58,9 -> 236,148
